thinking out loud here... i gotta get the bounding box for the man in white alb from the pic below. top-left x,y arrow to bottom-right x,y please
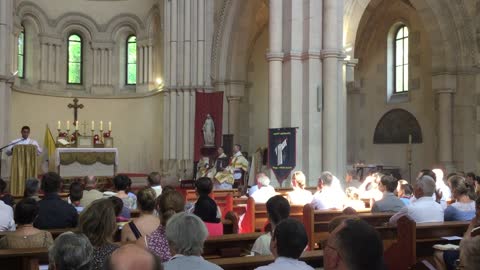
275,139 -> 287,166
6,126 -> 42,156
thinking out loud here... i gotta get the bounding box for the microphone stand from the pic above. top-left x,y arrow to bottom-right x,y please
0,139 -> 26,177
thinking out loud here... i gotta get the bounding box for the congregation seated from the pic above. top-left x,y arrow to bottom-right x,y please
106,244 -> 162,270
390,175 -> 444,225
0,178 -> 14,207
371,175 -> 404,213
432,168 -> 452,204
163,212 -> 223,270
193,177 -> 223,236
121,187 -> 159,242
255,218 -> 313,270
444,176 -> 476,221
80,176 -> 103,207
396,180 -> 413,205
345,169 -> 362,188
343,187 -> 365,210
0,188 -> 15,231
250,173 -> 276,204
34,172 -> 78,229
68,181 -> 84,213
251,195 -> 290,256
311,171 -> 345,210
147,172 -> 163,198
433,197 -> 480,270
324,218 -> 385,270
286,171 -> 313,205
24,178 -> 41,202
0,198 -> 53,249
106,174 -> 137,210
78,198 -> 119,270
109,196 -> 130,222
139,189 -> 185,262
48,232 -> 93,270
358,172 -> 383,201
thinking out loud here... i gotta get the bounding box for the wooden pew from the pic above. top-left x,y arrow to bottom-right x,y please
202,232 -> 263,258
13,193 -> 70,203
0,247 -> 48,270
240,197 -> 304,233
208,250 -> 324,270
302,204 -> 391,249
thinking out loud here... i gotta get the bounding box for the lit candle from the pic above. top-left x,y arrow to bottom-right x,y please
100,121 -> 103,130
75,121 -> 79,130
108,121 -> 112,131
408,134 -> 412,144
57,121 -> 61,130
91,121 -> 95,131
67,121 -> 70,130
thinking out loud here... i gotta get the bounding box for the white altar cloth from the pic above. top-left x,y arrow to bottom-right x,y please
55,148 -> 118,177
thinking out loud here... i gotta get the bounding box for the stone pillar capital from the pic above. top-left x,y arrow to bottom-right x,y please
266,52 -> 284,61
321,49 -> 346,60
227,96 -> 241,102
434,88 -> 456,95
345,58 -> 359,67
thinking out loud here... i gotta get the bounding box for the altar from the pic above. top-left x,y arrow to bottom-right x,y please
55,148 -> 118,178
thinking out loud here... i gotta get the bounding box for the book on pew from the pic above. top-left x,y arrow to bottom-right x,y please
433,244 -> 459,251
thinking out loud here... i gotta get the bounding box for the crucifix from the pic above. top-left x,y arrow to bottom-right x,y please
67,98 -> 84,126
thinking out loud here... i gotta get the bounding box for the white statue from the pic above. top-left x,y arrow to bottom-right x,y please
202,114 -> 215,146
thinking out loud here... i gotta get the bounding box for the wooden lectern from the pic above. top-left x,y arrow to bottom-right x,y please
10,145 -> 38,196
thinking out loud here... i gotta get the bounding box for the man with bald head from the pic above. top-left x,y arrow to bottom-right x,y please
389,175 -> 444,225
105,244 -> 162,270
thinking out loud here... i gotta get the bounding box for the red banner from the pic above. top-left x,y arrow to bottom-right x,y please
194,91 -> 224,161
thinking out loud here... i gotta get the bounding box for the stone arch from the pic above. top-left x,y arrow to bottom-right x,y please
373,109 -> 423,144
15,1 -> 49,34
54,13 -> 100,41
105,14 -> 145,41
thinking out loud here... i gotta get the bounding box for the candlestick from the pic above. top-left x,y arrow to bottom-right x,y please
91,121 -> 95,131
100,129 -> 104,143
57,121 -> 61,130
100,121 -> 103,131
67,121 -> 70,130
108,121 -> 112,131
75,121 -> 79,130
408,134 -> 412,144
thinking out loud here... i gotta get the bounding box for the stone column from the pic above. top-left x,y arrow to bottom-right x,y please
322,0 -> 345,177
169,91 -> 178,159
435,88 -> 455,172
0,0 -> 13,177
227,96 -> 241,139
267,0 -> 283,129
91,44 -> 114,94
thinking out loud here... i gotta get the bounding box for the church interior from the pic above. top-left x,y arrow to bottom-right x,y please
1,0 -> 480,269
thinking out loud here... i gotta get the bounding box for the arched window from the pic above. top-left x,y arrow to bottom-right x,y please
126,35 -> 137,85
18,26 -> 25,78
67,34 -> 83,84
394,26 -> 408,93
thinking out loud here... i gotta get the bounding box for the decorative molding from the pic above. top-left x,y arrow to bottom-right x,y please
211,0 -> 232,82
12,85 -> 163,99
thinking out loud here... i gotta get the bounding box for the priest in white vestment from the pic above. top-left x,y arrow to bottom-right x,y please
6,126 -> 42,156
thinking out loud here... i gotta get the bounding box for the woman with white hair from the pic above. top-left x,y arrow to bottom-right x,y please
48,232 -> 93,270
250,174 -> 276,204
164,212 -> 223,270
287,171 -> 313,205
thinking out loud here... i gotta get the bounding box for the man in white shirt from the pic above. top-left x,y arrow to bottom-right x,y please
250,174 -> 276,204
389,175 -> 444,225
255,218 -> 313,270
6,126 -> 42,156
286,171 -> 313,205
0,199 -> 15,231
311,171 -> 345,210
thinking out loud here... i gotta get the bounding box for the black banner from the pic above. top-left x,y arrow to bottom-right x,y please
268,128 -> 296,185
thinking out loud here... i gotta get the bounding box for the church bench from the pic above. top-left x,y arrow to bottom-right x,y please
208,250 -> 324,270
185,189 -> 241,202
203,232 -> 263,258
13,192 -> 70,203
240,197 -> 304,233
0,247 -> 48,270
302,204 -> 392,249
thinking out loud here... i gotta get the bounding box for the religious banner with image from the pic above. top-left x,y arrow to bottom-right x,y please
268,128 -> 296,185
194,91 -> 224,161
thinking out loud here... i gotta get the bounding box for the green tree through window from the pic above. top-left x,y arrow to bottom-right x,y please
68,34 -> 82,84
126,35 -> 137,85
18,27 -> 25,78
394,26 -> 408,93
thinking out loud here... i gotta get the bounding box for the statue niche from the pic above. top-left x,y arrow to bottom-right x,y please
373,109 -> 422,144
